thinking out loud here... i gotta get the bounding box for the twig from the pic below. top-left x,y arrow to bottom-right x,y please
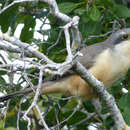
0,53 -> 7,64
50,99 -> 82,129
0,0 -> 34,14
23,68 -> 49,130
47,29 -> 63,55
0,40 -> 32,56
17,98 -> 24,130
70,113 -> 96,129
0,34 -> 54,64
83,31 -> 112,44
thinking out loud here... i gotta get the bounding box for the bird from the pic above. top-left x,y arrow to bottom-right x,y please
0,28 -> 130,102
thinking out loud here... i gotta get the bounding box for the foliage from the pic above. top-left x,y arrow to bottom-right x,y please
0,0 -> 130,129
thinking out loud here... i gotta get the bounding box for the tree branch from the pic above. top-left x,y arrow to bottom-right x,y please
73,62 -> 130,130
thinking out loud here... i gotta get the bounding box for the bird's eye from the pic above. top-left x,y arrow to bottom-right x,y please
121,34 -> 129,40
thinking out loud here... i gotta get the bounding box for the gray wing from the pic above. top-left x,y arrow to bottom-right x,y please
77,41 -> 114,68
44,40 -> 115,82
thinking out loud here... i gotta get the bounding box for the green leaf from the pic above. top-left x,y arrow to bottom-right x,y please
64,99 -> 78,110
83,100 -> 95,112
89,7 -> 101,21
109,81 -> 123,96
81,14 -> 90,23
118,92 -> 130,109
20,16 -> 36,43
5,115 -> 17,128
0,3 -> 19,32
5,127 -> 16,130
66,111 -> 86,126
79,21 -> 102,38
0,70 -> 6,75
104,116 -> 114,129
101,0 -> 114,6
0,121 -> 4,130
113,4 -> 130,18
124,107 -> 130,125
0,76 -> 6,85
74,7 -> 86,15
58,2 -> 77,14
45,109 -> 56,125
21,100 -> 31,110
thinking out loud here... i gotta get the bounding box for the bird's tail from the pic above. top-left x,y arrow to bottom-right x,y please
0,75 -> 72,102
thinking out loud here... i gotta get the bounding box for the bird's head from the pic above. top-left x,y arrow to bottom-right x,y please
107,28 -> 130,45
108,28 -> 130,58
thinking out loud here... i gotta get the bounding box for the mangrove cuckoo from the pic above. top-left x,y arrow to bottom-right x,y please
0,28 -> 130,102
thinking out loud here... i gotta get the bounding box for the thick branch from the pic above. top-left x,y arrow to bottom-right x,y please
0,33 -> 54,64
74,62 -> 130,130
0,41 -> 32,56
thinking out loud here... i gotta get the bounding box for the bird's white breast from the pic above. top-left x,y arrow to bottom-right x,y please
88,40 -> 130,87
